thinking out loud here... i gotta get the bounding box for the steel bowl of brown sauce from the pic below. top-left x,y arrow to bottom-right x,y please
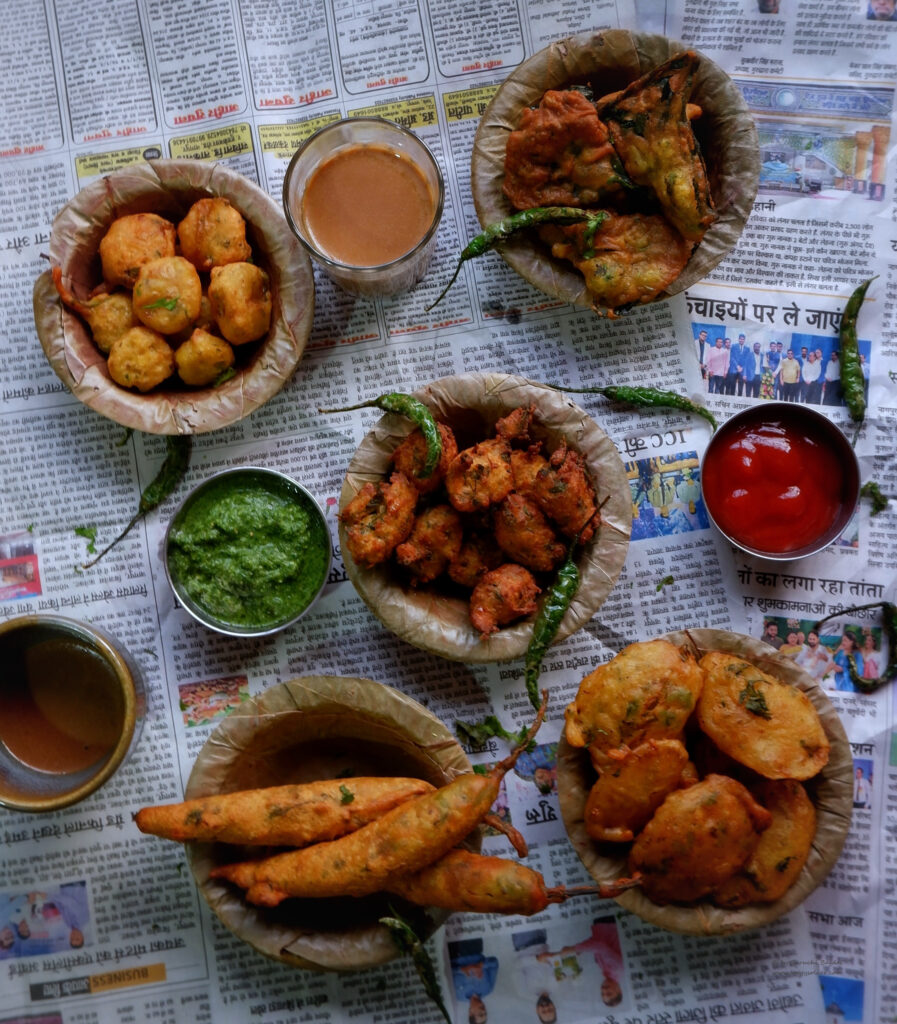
0,615 -> 145,812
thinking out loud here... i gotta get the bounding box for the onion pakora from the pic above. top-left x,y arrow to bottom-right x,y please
395,504 -> 464,584
391,422 -> 459,494
469,563 -> 540,635
512,437 -> 601,543
493,492 -> 566,573
339,472 -> 418,569
445,436 -> 514,513
696,651 -> 830,780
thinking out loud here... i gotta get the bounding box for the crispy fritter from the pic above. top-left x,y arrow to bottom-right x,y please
98,212 -> 177,289
445,436 -> 514,514
696,651 -> 830,780
495,404 -> 535,443
628,774 -> 772,904
539,211 -> 693,316
447,531 -> 503,588
177,197 -> 252,271
713,778 -> 816,907
391,422 -> 458,495
564,639 -> 703,768
597,51 -> 716,243
51,268 -> 137,354
584,738 -> 692,843
395,504 -> 464,584
208,262 -> 272,345
132,256 -> 203,335
174,328 -> 235,387
340,472 -> 418,568
107,326 -> 175,392
513,438 -> 600,543
493,492 -> 566,573
503,89 -> 627,210
469,563 -> 540,636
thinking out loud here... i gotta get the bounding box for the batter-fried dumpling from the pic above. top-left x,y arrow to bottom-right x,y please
629,774 -> 771,904
98,212 -> 177,289
107,326 -> 175,392
447,531 -> 503,588
51,268 -> 137,354
208,262 -> 272,345
512,438 -> 600,543
391,422 -> 458,495
469,563 -> 540,636
445,436 -> 514,513
174,328 -> 235,387
503,89 -> 628,210
395,504 -> 464,584
539,211 -> 692,316
339,472 -> 418,569
584,738 -> 692,843
598,51 -> 716,243
564,639 -> 703,767
177,197 -> 252,271
696,651 -> 830,780
493,492 -> 566,573
713,778 -> 816,907
133,256 -> 203,335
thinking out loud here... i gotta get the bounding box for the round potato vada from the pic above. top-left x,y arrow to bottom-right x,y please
174,329 -> 235,387
107,326 -> 175,392
98,212 -> 176,289
208,262 -> 272,345
177,197 -> 252,272
133,256 -> 203,335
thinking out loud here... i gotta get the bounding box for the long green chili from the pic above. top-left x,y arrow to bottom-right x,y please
524,545 -> 581,710
426,207 -> 609,311
814,601 -> 897,693
548,382 -> 717,430
320,392 -> 442,477
839,277 -> 875,425
83,434 -> 192,568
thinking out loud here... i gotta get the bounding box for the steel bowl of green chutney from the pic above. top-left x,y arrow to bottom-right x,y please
163,466 -> 332,637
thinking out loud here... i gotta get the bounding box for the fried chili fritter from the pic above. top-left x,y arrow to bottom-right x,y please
469,563 -> 540,636
339,472 -> 418,568
597,51 -> 716,243
503,89 -> 628,210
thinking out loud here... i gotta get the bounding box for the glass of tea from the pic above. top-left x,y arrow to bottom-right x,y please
282,117 -> 444,297
0,615 -> 145,811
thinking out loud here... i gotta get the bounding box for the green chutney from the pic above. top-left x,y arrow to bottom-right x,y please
167,471 -> 330,630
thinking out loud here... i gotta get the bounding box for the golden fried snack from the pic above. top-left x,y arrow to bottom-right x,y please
208,262 -> 272,345
107,326 -> 175,391
495,404 -> 535,442
597,51 -> 716,243
470,563 -> 540,635
340,471 -> 418,568
50,268 -> 137,354
503,89 -> 626,210
696,651 -> 830,780
493,492 -> 566,573
98,212 -> 177,289
447,531 -> 504,588
628,774 -> 771,904
135,777 -> 435,846
513,438 -> 600,543
565,639 -> 704,767
395,504 -> 464,584
391,422 -> 458,495
445,436 -> 514,513
539,211 -> 693,316
584,738 -> 691,843
174,328 -> 235,387
177,197 -> 252,271
713,779 -> 816,907
132,256 -> 203,335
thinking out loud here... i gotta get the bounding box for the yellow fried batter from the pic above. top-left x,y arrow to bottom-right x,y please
503,89 -> 626,210
174,328 -> 235,387
597,51 -> 716,243
696,651 -> 830,780
629,774 -> 771,904
340,472 -> 418,568
51,268 -> 137,354
208,262 -> 272,345
713,778 -> 816,907
395,504 -> 464,584
470,563 -> 540,635
564,639 -> 703,768
493,492 -> 565,573
539,212 -> 692,316
132,256 -> 203,335
107,326 -> 175,392
98,212 -> 176,289
445,436 -> 514,513
391,422 -> 458,495
177,197 -> 252,271
584,738 -> 691,843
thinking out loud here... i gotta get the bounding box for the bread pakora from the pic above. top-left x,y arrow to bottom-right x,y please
584,738 -> 692,843
564,639 -> 704,767
696,651 -> 830,780
713,778 -> 816,907
628,774 -> 771,904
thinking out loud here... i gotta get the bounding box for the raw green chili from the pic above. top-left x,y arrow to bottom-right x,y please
380,909 -> 451,1024
83,434 -> 192,568
547,382 -> 717,430
815,601 -> 897,693
319,392 -> 442,477
524,546 -> 581,710
426,207 -> 609,311
860,480 -> 889,516
839,276 -> 876,425
455,715 -> 529,750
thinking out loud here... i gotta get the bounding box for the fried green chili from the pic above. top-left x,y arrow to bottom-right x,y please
815,601 -> 897,693
839,277 -> 876,425
524,546 -> 581,710
380,910 -> 451,1024
547,382 -> 717,430
426,207 -> 609,311
319,392 -> 442,477
83,434 -> 192,568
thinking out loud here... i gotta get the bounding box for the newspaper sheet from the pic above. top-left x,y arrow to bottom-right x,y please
0,0 -> 895,1022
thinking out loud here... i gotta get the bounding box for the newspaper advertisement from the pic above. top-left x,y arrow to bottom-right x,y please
0,0 -> 895,1022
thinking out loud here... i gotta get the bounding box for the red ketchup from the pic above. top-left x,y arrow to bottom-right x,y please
702,408 -> 849,555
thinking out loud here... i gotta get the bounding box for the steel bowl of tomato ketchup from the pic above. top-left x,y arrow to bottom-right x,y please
700,403 -> 860,560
